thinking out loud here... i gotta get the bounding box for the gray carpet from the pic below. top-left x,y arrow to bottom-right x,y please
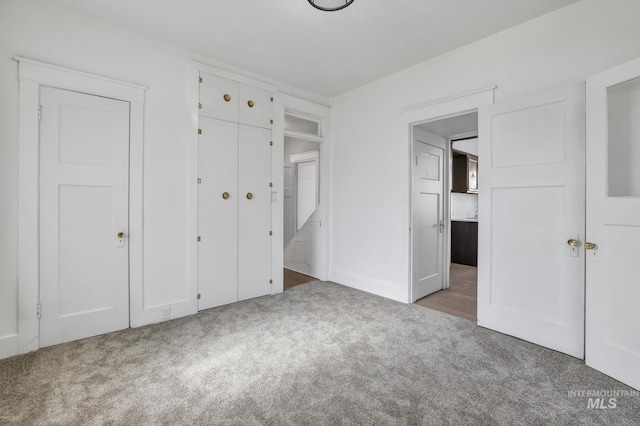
1,282 -> 639,425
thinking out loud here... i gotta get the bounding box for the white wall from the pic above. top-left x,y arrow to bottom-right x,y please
451,193 -> 478,220
0,0 -> 327,356
329,0 -> 640,302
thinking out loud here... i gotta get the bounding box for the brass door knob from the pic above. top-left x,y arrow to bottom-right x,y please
247,100 -> 255,108
223,94 -> 231,102
567,239 -> 577,247
246,192 -> 253,200
584,242 -> 597,250
222,192 -> 230,200
117,232 -> 125,239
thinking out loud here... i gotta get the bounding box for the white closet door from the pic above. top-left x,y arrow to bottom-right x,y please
198,117 -> 239,310
239,84 -> 273,129
39,87 -> 130,347
199,72 -> 239,123
477,84 -> 586,358
238,124 -> 272,301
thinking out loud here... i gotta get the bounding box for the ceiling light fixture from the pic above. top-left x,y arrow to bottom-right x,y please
308,0 -> 354,12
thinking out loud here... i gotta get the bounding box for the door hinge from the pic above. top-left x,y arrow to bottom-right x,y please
198,103 -> 202,109
37,302 -> 41,319
269,182 -> 273,187
270,119 -> 273,125
269,279 -> 273,284
270,141 -> 273,146
38,105 -> 42,121
197,236 -> 201,241
269,231 -> 272,236
198,129 -> 202,135
197,178 -> 202,184
199,77 -> 203,83
197,293 -> 201,299
270,97 -> 273,102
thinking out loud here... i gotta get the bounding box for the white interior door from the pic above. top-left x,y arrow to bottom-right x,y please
586,59 -> 640,390
198,117 -> 239,310
412,127 -> 446,301
39,87 -> 130,347
477,84 -> 585,358
238,124 -> 272,301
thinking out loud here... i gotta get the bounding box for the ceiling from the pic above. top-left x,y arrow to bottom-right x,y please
49,0 -> 578,98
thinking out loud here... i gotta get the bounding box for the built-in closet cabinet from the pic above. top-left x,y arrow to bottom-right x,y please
197,72 -> 273,310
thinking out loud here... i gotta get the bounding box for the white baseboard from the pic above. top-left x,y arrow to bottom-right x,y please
130,300 -> 191,328
329,270 -> 408,303
0,334 -> 18,360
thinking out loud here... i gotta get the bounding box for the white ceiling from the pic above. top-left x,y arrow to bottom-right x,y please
49,0 -> 578,98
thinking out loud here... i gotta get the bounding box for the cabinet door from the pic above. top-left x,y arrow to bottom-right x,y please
199,72 -> 238,123
239,84 -> 273,129
238,124 -> 272,301
198,118 -> 238,309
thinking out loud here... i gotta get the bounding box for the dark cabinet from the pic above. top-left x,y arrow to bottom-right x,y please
452,152 -> 478,193
451,220 -> 478,267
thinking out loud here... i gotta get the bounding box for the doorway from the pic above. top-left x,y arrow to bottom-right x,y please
282,111 -> 325,288
411,112 -> 479,321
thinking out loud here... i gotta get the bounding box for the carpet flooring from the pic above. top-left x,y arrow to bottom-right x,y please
1,282 -> 639,425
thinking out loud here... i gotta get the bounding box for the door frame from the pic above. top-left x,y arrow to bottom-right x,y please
401,87 -> 495,303
15,57 -> 145,355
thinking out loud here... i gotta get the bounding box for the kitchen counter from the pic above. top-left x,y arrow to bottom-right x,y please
451,218 -> 478,222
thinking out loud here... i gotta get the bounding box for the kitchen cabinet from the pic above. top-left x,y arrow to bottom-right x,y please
452,151 -> 478,193
451,220 -> 478,267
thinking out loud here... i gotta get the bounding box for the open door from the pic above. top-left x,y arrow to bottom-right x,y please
412,127 -> 447,301
477,84 -> 585,358
586,59 -> 640,390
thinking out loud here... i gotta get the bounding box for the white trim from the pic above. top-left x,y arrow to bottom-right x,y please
401,87 -> 496,304
14,57 -> 145,357
284,129 -> 325,143
401,86 -> 496,115
329,270 -> 406,303
0,335 -> 18,360
193,60 -> 277,93
290,150 -> 320,164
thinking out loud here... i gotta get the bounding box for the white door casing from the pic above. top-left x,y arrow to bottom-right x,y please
586,58 -> 640,390
39,87 -> 130,347
412,127 -> 446,301
478,84 -> 586,358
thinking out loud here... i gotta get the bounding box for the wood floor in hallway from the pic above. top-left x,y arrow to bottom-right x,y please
283,269 -> 316,290
415,263 -> 477,322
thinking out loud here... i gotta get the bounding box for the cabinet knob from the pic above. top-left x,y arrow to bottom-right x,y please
247,100 -> 255,108
584,242 -> 597,250
567,239 -> 577,247
223,94 -> 231,102
222,192 -> 230,200
246,192 -> 253,200
117,232 -> 125,239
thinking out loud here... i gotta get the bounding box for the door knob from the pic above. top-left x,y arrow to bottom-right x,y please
567,239 -> 577,247
584,242 -> 597,250
222,192 -> 230,200
117,232 -> 125,239
246,192 -> 253,200
223,94 -> 231,102
247,100 -> 255,108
